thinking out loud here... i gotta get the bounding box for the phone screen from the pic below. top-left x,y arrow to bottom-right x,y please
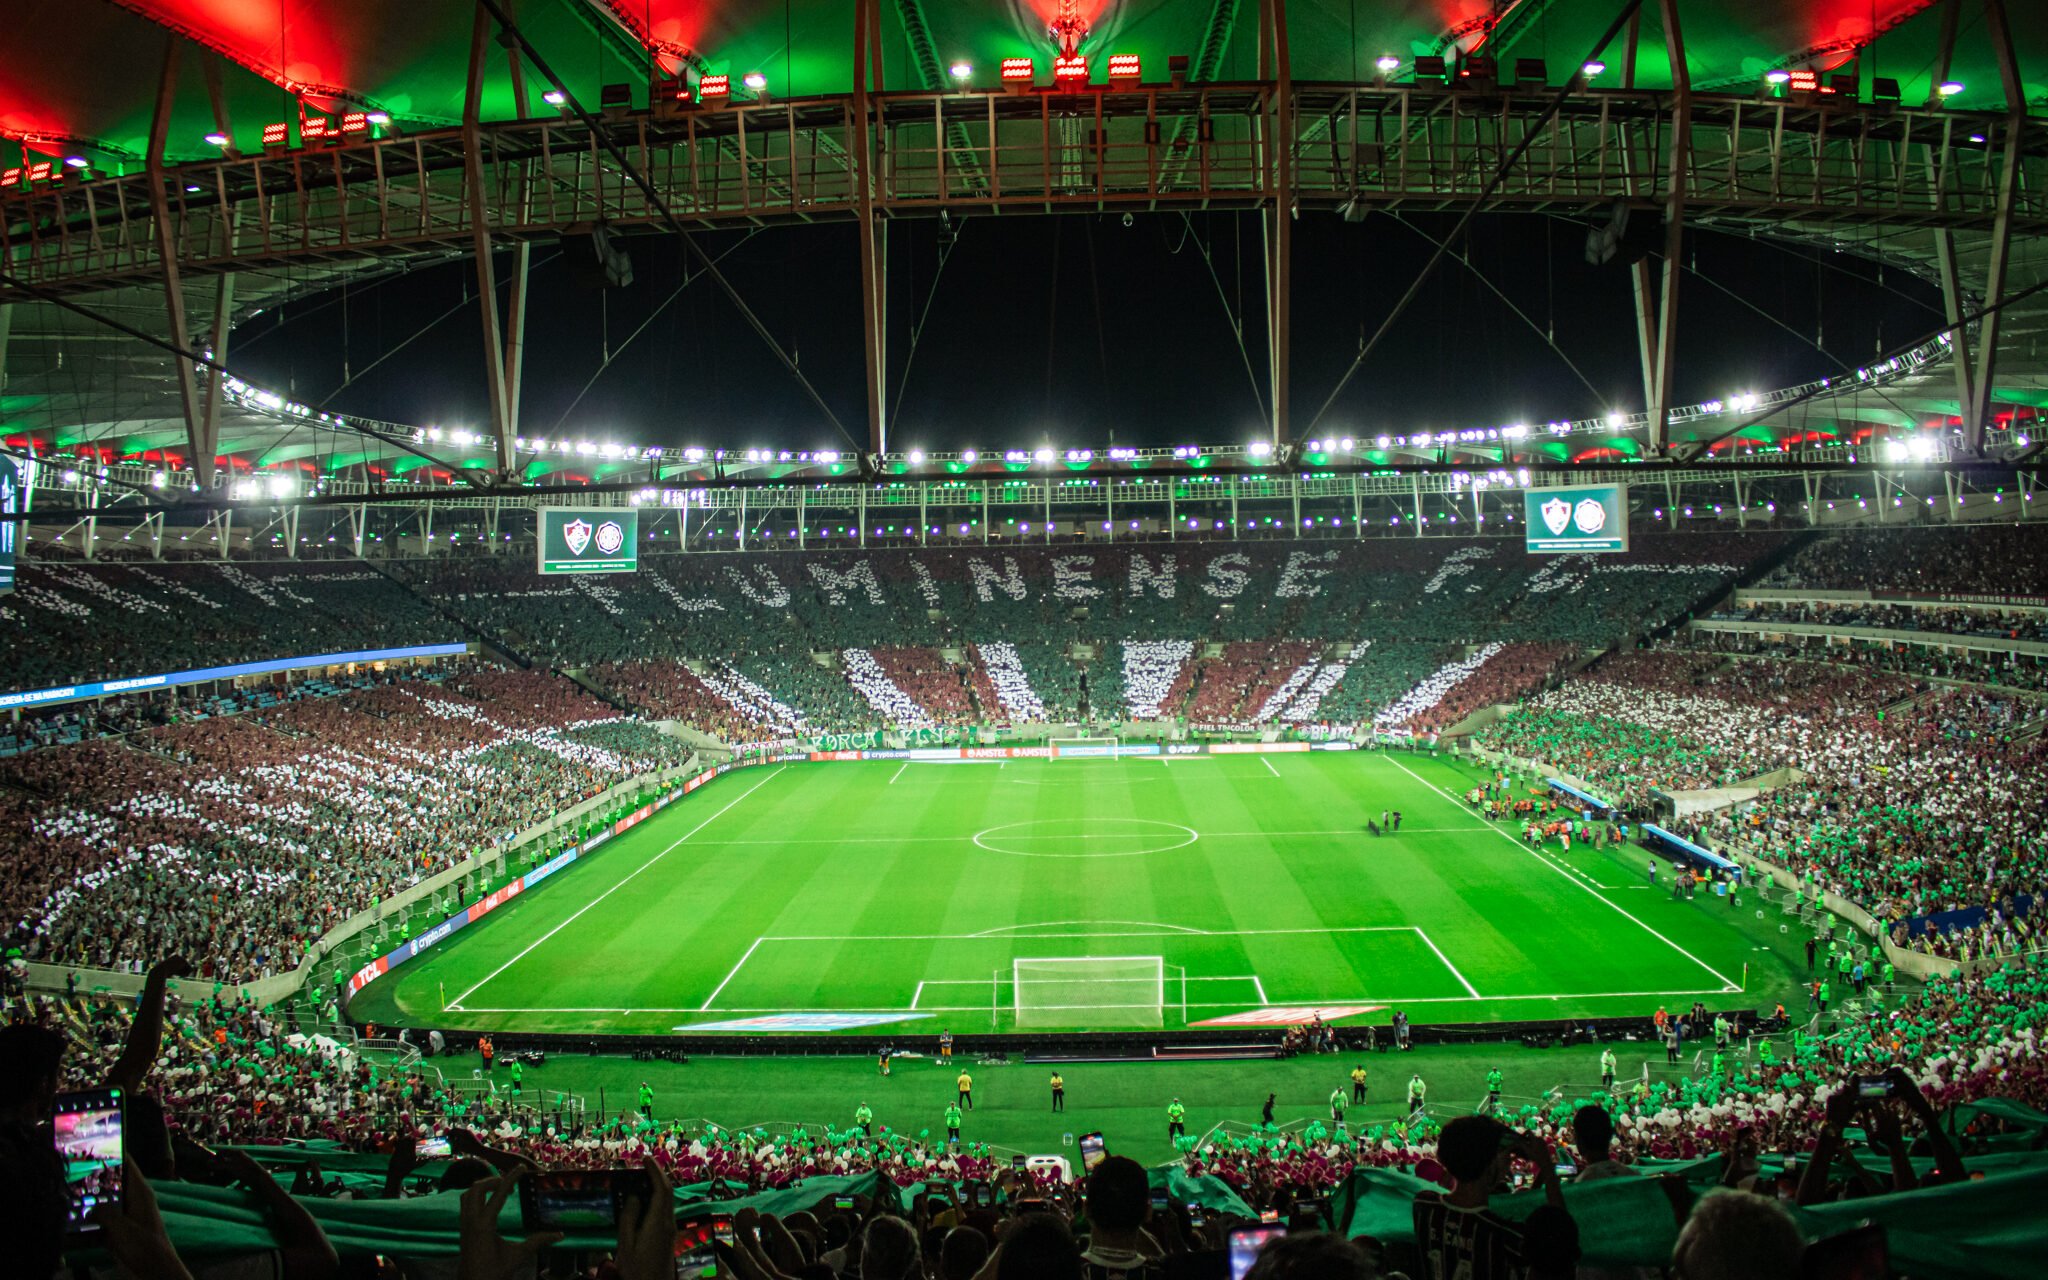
55,1088 -> 123,1237
832,1195 -> 856,1211
1011,1154 -> 1028,1172
1288,1198 -> 1330,1230
1079,1132 -> 1107,1173
1855,1076 -> 1894,1100
1186,1201 -> 1206,1229
1150,1191 -> 1171,1215
416,1136 -> 453,1159
1258,1208 -> 1281,1224
711,1215 -> 736,1247
520,1169 -> 643,1231
674,1217 -> 720,1277
1229,1226 -> 1286,1280
1554,1162 -> 1578,1179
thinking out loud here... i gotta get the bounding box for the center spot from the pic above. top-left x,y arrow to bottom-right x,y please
972,818 -> 1199,859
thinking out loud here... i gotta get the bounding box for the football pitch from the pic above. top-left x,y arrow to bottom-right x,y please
350,751 -> 1775,1037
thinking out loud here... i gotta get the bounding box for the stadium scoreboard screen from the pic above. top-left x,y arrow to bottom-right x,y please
537,507 -> 639,575
1524,483 -> 1629,554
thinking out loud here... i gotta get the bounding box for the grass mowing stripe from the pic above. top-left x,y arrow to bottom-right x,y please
448,765 -> 787,1008
1380,753 -> 1740,992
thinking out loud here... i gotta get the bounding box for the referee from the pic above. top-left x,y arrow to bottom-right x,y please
1050,1071 -> 1065,1113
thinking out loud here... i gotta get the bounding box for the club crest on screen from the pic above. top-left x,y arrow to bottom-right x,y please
1573,498 -> 1607,533
563,518 -> 593,555
1541,497 -> 1571,535
595,520 -> 626,556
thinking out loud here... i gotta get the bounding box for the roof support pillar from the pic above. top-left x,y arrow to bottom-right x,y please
146,37 -> 213,491
199,215 -> 240,483
1964,0 -> 2025,456
466,0 -> 517,478
852,0 -> 888,454
1633,0 -> 1688,457
1260,0 -> 1293,446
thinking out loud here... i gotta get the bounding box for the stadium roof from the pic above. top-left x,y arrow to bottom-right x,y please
2,1 -> 2046,488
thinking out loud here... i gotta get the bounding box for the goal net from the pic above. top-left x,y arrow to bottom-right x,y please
1012,956 -> 1165,1028
1050,736 -> 1120,759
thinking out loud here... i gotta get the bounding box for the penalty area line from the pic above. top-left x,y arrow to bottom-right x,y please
1379,754 -> 1741,992
446,765 -> 788,1008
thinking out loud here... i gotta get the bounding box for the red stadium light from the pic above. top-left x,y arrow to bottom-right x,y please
339,112 -> 368,135
27,162 -> 52,182
301,117 -> 330,141
0,168 -> 18,188
1001,57 -> 1035,83
1107,54 -> 1140,82
1053,55 -> 1088,84
698,74 -> 730,100
261,122 -> 289,147
1785,69 -> 1833,95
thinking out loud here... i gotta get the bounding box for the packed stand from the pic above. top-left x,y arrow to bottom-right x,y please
0,666 -> 689,983
8,946 -> 2048,1278
1762,522 -> 2048,596
0,561 -> 452,692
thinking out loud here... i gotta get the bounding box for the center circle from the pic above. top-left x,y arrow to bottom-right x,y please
972,818 -> 1199,859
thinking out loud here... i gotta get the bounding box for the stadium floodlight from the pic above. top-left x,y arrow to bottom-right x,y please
204,132 -> 230,147
950,61 -> 972,80
961,448 -> 978,463
1764,70 -> 1792,85
64,156 -> 88,168
908,449 -> 926,465
1033,447 -> 1055,462
365,112 -> 390,125
543,89 -> 567,106
1937,80 -> 1964,97
1247,440 -> 1274,457
1375,55 -> 1400,74
1582,61 -> 1606,77
744,72 -> 768,91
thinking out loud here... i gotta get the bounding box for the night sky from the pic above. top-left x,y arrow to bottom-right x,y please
227,209 -> 1946,453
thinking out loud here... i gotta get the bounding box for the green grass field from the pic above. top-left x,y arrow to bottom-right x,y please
351,751 -> 1795,1037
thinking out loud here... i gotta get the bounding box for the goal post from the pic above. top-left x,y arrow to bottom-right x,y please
1050,736 -> 1120,759
1012,956 -> 1165,1028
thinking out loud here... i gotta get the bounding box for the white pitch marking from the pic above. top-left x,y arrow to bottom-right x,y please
699,935 -> 767,1010
453,987 -> 1738,1015
1380,755 -> 1740,991
760,924 -> 1417,941
1412,926 -> 1482,999
668,827 -> 1488,847
890,761 -> 908,785
910,981 -> 927,1010
1252,976 -> 1270,1003
448,765 -> 788,1007
1262,756 -> 1281,778
970,919 -> 1209,937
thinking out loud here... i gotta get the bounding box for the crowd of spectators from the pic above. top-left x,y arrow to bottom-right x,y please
1763,522 -> 2048,596
1688,625 -> 2048,694
0,561 -> 451,691
1477,643 -> 2048,957
1714,598 -> 2048,642
7,941 -> 2046,1278
0,665 -> 690,983
1185,642 -> 1317,725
